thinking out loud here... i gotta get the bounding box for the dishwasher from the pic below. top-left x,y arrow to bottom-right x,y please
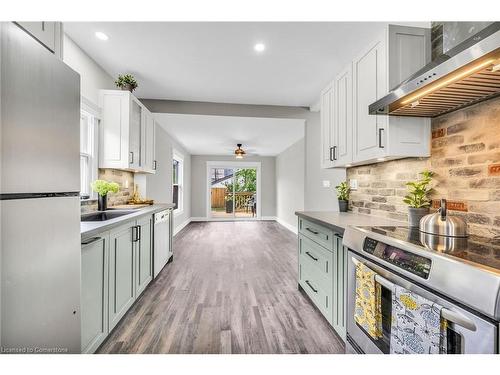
153,209 -> 172,278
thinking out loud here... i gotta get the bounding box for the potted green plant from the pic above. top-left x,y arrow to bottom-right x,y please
91,180 -> 120,211
335,181 -> 350,212
403,170 -> 434,227
115,74 -> 138,92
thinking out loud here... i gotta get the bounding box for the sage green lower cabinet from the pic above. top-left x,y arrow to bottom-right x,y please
135,216 -> 153,296
108,223 -> 136,331
332,234 -> 347,341
81,235 -> 109,354
80,213 -> 159,352
297,218 -> 347,341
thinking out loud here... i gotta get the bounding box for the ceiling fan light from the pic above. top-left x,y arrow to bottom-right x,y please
234,143 -> 246,159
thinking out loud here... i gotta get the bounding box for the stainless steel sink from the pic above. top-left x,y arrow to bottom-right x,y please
81,210 -> 136,222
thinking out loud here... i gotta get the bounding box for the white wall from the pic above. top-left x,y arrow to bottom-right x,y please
190,155 -> 276,219
145,124 -> 191,233
63,34 -> 115,106
276,138 -> 305,232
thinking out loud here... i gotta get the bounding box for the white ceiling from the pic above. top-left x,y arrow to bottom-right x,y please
64,22 -> 429,107
154,113 -> 305,156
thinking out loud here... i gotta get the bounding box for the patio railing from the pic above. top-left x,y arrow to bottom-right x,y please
211,188 -> 255,211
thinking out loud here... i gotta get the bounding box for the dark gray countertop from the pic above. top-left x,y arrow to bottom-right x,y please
81,203 -> 175,238
295,211 -> 405,234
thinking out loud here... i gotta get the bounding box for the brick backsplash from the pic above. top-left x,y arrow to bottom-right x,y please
346,97 -> 500,238
81,169 -> 134,213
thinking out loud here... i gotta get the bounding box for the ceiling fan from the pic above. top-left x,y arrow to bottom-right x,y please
233,144 -> 260,158
234,143 -> 246,159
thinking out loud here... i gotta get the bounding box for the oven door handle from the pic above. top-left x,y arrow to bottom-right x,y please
351,257 -> 477,331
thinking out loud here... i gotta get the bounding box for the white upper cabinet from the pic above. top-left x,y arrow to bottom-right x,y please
320,24 -> 431,168
334,64 -> 353,166
142,112 -> 156,173
352,37 -> 388,162
99,90 -> 156,174
15,22 -> 63,58
320,83 -> 335,168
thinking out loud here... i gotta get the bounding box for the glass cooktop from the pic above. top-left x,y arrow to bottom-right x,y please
358,226 -> 500,273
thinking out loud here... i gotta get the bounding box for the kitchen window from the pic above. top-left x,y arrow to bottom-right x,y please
80,104 -> 99,200
172,151 -> 184,214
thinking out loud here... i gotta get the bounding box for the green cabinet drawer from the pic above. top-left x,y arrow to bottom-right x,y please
299,260 -> 333,324
298,217 -> 334,251
299,234 -> 333,287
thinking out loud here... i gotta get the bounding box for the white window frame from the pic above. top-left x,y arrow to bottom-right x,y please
173,150 -> 184,216
80,98 -> 100,200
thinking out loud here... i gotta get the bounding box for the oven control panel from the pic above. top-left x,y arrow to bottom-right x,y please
363,237 -> 432,279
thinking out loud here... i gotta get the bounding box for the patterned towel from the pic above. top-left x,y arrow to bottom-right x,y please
390,284 -> 447,354
354,262 -> 383,339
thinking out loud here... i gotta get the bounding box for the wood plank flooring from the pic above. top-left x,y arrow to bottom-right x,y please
97,221 -> 345,354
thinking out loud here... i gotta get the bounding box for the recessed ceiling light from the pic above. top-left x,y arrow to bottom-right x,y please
254,43 -> 266,53
377,158 -> 386,161
95,32 -> 109,41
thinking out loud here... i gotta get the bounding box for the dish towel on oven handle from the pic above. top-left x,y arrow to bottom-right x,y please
390,284 -> 447,354
354,262 -> 383,339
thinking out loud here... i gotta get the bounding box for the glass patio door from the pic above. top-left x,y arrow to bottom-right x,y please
209,167 -> 257,219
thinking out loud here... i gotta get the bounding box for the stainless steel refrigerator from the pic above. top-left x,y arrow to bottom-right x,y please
0,22 -> 81,353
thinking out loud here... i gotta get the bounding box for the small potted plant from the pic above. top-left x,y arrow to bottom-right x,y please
91,180 -> 120,211
115,74 -> 138,92
403,170 -> 434,227
335,181 -> 350,212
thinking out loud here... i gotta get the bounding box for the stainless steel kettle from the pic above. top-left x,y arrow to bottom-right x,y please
419,199 -> 468,237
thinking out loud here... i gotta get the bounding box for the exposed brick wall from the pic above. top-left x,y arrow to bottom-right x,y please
346,97 -> 500,238
81,168 -> 135,213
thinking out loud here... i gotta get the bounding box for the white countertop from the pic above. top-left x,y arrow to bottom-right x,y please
81,203 -> 175,238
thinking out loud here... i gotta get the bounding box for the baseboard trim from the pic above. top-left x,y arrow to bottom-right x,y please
261,216 -> 277,221
189,217 -> 206,221
276,217 -> 298,234
173,218 -> 191,236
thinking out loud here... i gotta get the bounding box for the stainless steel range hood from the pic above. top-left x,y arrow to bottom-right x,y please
370,22 -> 500,118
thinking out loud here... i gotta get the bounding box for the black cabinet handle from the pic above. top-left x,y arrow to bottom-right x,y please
129,151 -> 134,164
137,225 -> 141,241
329,147 -> 334,161
378,128 -> 385,149
132,226 -> 140,242
305,280 -> 318,293
305,251 -> 318,261
306,227 -> 319,235
333,145 -> 337,160
153,160 -> 157,170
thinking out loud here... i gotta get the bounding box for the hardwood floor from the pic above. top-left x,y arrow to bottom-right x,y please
97,221 -> 345,354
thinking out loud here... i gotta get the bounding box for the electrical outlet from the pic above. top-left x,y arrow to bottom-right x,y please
349,179 -> 358,190
322,180 -> 331,188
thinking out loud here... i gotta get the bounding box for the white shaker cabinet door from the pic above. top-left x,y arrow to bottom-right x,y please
333,64 -> 353,167
320,83 -> 335,168
352,37 -> 387,162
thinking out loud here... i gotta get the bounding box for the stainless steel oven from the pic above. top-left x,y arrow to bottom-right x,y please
343,226 -> 500,354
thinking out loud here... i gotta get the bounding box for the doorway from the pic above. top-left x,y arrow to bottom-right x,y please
207,162 -> 261,220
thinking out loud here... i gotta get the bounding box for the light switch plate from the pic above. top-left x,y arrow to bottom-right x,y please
349,179 -> 358,190
322,180 -> 331,188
